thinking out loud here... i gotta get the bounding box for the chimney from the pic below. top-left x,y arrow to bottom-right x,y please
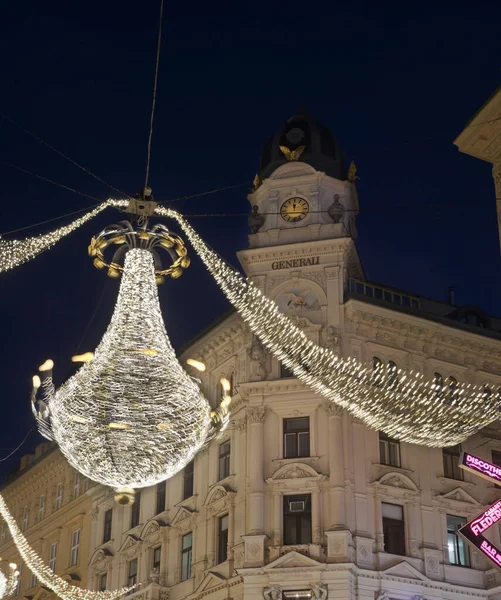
448,286 -> 455,305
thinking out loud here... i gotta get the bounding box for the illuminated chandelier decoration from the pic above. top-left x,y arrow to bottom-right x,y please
0,495 -> 132,600
31,217 -> 231,502
159,206 -> 501,448
0,559 -> 18,599
4,198 -> 498,447
0,199 -> 125,273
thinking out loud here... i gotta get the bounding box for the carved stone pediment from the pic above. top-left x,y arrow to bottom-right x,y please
203,483 -> 235,517
436,487 -> 481,506
193,571 -> 227,594
118,534 -> 141,559
382,560 -> 430,581
268,462 -> 321,482
378,472 -> 419,492
140,518 -> 168,543
263,549 -> 322,570
89,547 -> 114,567
170,506 -> 197,531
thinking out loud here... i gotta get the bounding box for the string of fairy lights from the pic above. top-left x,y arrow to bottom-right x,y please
0,560 -> 18,599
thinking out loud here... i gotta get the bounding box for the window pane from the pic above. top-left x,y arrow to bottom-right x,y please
182,532 -> 192,550
298,432 -> 310,457
284,433 -> 296,458
220,514 -> 229,531
382,503 -> 403,520
379,440 -> 388,464
284,417 -> 309,432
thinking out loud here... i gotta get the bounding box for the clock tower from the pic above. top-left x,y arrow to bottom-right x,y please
238,108 -> 364,347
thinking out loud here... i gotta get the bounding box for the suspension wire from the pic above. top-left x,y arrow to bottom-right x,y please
0,159 -> 102,204
0,429 -> 34,462
0,111 -> 130,199
0,202 -> 103,237
144,0 -> 165,189
159,182 -> 249,204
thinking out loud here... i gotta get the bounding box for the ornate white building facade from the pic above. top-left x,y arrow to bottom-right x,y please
85,109 -> 501,600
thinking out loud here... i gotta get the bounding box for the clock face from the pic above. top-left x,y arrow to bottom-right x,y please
280,197 -> 309,223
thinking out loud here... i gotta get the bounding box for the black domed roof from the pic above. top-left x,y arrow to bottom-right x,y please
259,107 -> 347,181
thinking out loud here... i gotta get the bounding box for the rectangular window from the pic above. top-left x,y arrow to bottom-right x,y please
152,546 -> 161,571
22,506 -> 29,532
282,592 -> 313,600
70,529 -> 80,566
130,492 -> 141,528
103,508 -> 113,543
183,460 -> 194,499
443,445 -> 463,480
447,514 -> 470,566
39,495 -> 46,521
379,432 -> 401,467
127,559 -> 138,587
283,417 -> 310,459
492,450 -> 501,489
73,472 -> 80,499
49,542 -> 57,572
99,572 -> 107,592
280,362 -> 294,379
55,483 -> 63,510
382,502 -> 405,555
217,514 -> 229,564
30,573 -> 37,589
156,480 -> 166,515
218,441 -> 231,481
15,563 -> 22,595
181,532 -> 192,581
283,494 -> 312,545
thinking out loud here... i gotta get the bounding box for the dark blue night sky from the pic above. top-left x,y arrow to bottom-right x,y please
0,0 -> 500,477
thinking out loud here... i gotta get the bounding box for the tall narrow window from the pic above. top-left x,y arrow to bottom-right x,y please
49,542 -> 57,572
70,529 -> 80,566
73,472 -> 80,499
382,502 -> 405,555
30,573 -> 37,589
15,563 -> 22,595
127,559 -> 138,587
39,495 -> 46,521
283,417 -> 310,458
152,546 -> 161,571
448,376 -> 458,403
443,444 -> 463,480
447,515 -> 470,566
130,492 -> 141,528
103,508 -> 113,543
156,480 -> 166,514
55,483 -> 63,510
218,440 -> 231,481
434,372 -> 444,398
283,495 -> 312,545
180,532 -> 192,581
99,572 -> 107,592
22,506 -> 29,532
183,460 -> 194,499
379,432 -> 401,467
388,360 -> 398,387
217,514 -> 229,564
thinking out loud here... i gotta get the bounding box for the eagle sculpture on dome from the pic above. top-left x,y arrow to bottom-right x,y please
279,145 -> 306,161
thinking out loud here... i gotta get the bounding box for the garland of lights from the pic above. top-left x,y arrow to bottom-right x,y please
0,199 -> 126,273
158,206 -> 501,447
31,247 -> 234,501
0,494 -> 131,600
0,560 -> 18,599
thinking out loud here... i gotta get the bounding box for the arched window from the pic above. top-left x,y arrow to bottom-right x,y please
388,361 -> 398,387
448,376 -> 458,403
372,357 -> 383,387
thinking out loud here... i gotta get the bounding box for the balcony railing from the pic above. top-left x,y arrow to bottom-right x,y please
348,279 -> 421,310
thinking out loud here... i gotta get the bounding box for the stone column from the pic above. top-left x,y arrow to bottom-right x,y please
374,493 -> 384,552
494,160 -> 501,253
247,407 -> 266,533
272,491 -> 281,546
325,403 -> 345,529
311,488 -> 321,544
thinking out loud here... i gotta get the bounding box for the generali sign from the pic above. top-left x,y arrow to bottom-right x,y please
271,256 -> 320,270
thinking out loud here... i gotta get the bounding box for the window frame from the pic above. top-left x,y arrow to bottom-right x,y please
180,532 -> 193,582
183,460 -> 194,500
99,572 -> 107,592
382,502 -> 406,556
39,494 -> 46,521
379,431 -> 401,468
217,514 -> 229,564
70,529 -> 80,566
15,563 -> 22,595
127,558 -> 138,587
55,483 -> 63,510
49,541 -> 57,572
283,417 -> 310,459
443,444 -> 463,480
130,492 -> 141,528
446,514 -> 470,567
22,505 -> 29,532
152,545 -> 161,571
103,508 -> 113,544
283,494 -> 312,546
156,480 -> 166,515
73,472 -> 80,499
218,440 -> 231,481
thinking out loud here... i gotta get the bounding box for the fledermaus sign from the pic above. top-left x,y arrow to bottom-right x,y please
271,257 -> 320,270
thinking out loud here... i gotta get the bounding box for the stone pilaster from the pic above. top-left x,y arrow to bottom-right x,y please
247,407 -> 266,533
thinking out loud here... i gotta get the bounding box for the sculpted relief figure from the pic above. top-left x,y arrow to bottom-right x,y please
311,583 -> 328,600
248,336 -> 267,381
263,587 -> 282,600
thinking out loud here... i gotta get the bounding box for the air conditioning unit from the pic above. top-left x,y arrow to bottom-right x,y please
289,500 -> 305,512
